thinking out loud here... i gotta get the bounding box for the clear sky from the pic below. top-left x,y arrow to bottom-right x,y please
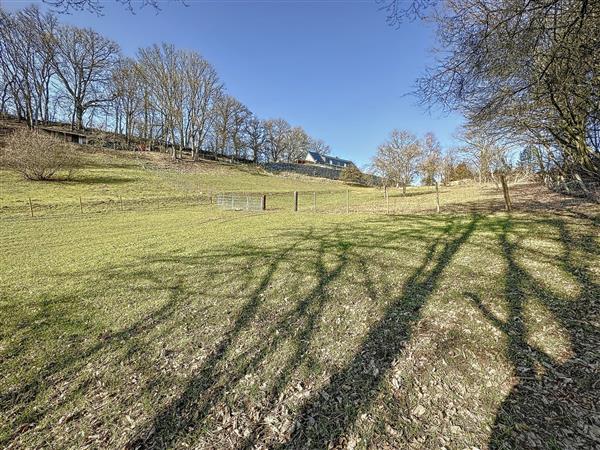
5,0 -> 464,167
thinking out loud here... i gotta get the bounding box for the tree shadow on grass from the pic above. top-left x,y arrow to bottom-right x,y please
468,217 -> 600,449
121,216 -> 453,449
126,225 -> 372,449
0,231 -> 308,446
267,215 -> 479,449
46,174 -> 137,185
1,214 -> 472,448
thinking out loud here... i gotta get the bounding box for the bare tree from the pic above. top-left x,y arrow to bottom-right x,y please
183,53 -> 221,160
230,101 -> 251,160
440,146 -> 459,185
42,0 -> 175,15
137,44 -> 185,159
112,58 -> 144,146
387,0 -> 600,180
457,125 -> 511,185
286,126 -> 311,162
1,128 -> 82,180
372,129 -> 422,194
263,118 -> 291,162
0,6 -> 57,127
245,116 -> 266,163
212,94 -> 249,158
419,131 -> 442,185
308,137 -> 331,155
48,24 -> 120,130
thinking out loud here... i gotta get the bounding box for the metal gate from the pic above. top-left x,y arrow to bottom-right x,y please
215,193 -> 263,211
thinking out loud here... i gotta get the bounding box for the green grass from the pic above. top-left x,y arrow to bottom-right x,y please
1,150 -> 599,449
1,148 -> 508,218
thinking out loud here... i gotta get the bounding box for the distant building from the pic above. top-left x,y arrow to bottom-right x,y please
304,151 -> 354,168
40,127 -> 88,145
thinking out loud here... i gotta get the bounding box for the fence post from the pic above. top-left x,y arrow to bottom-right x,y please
79,196 -> 83,214
261,194 -> 266,211
119,195 -> 124,212
500,174 -> 512,212
384,185 -> 387,199
435,182 -> 440,213
346,189 -> 350,214
293,191 -> 298,212
28,197 -> 34,217
313,192 -> 316,212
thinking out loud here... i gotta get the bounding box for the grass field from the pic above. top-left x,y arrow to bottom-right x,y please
0,148 -> 511,218
1,150 -> 599,449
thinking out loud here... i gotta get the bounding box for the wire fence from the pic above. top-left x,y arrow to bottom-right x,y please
215,193 -> 264,211
1,184 -> 518,221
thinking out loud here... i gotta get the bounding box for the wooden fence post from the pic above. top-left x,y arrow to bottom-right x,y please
313,192 -> 316,212
293,191 -> 298,212
119,195 -> 124,212
28,197 -> 34,217
435,182 -> 440,213
261,194 -> 267,211
79,196 -> 83,214
500,175 -> 512,212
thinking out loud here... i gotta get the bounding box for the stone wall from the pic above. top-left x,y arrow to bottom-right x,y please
262,162 -> 343,180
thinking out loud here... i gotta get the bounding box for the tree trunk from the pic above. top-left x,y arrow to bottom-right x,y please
500,175 -> 512,212
75,104 -> 84,131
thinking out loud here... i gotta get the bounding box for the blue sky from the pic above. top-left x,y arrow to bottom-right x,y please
6,0 -> 464,167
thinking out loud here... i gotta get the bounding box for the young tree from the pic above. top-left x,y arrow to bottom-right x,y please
420,131 -> 442,185
372,129 -> 422,194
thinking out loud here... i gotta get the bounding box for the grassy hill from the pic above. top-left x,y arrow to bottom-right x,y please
1,146 -> 521,218
1,147 -> 599,449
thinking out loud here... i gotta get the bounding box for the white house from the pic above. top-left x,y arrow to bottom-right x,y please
305,151 -> 354,168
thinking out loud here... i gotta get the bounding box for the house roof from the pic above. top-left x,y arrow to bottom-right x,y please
307,150 -> 324,163
306,151 -> 354,167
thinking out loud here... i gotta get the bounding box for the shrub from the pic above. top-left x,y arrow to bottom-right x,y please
0,129 -> 82,180
340,165 -> 366,185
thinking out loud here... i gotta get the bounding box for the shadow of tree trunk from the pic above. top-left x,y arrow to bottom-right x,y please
474,218 -> 600,449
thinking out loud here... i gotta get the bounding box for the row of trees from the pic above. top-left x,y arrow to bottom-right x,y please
371,128 -> 530,191
0,5 -> 331,162
383,0 -> 600,183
